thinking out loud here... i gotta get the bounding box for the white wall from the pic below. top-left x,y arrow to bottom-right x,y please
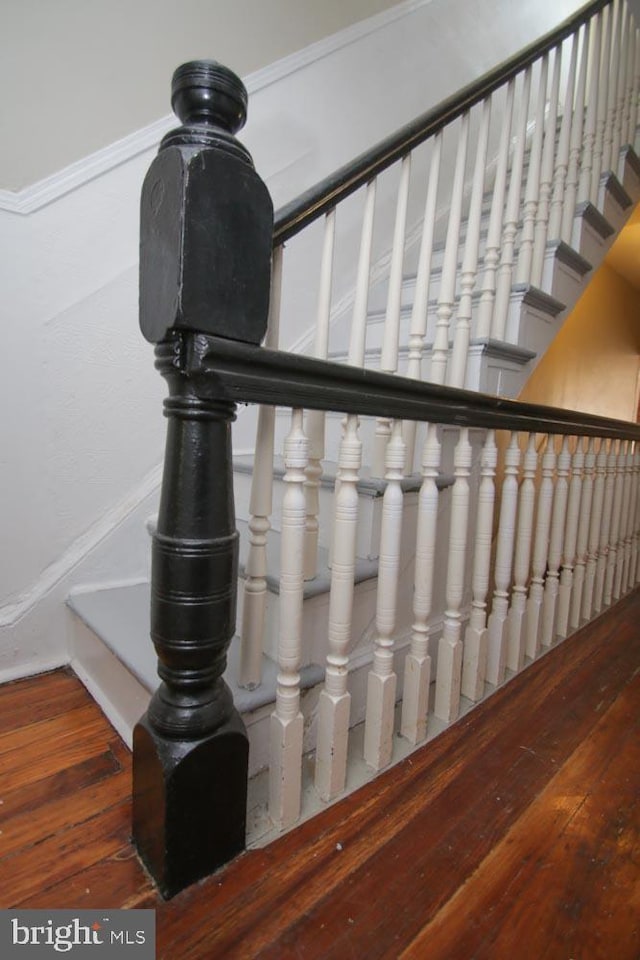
0,0 -> 584,678
1,0 -> 401,191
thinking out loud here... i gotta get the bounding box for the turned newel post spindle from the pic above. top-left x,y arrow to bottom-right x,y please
133,60 -> 273,898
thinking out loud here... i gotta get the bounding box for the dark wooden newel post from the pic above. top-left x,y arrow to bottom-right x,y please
133,59 -> 273,898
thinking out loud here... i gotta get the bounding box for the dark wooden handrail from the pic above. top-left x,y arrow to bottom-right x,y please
273,0 -> 608,245
187,333 -> 640,442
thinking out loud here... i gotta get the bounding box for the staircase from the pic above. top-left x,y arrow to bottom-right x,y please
62,0 -> 640,897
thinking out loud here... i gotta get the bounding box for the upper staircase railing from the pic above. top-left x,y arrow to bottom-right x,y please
133,0 -> 640,898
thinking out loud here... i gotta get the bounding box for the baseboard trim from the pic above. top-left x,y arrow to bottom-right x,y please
0,464 -> 162,628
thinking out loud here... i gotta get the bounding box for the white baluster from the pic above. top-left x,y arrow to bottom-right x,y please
532,45 -> 562,287
586,439 -> 609,617
610,3 -> 628,170
518,56 -> 549,285
270,409 -> 309,829
239,247 -> 283,688
577,12 -> 601,207
604,439 -> 626,605
592,4 -> 611,203
315,415 -> 362,801
549,34 -> 579,241
526,438 -> 555,660
434,427 -> 472,721
571,437 -> 595,629
401,423 -> 441,743
631,446 -> 640,585
431,113 -> 469,385
557,438 -> 584,639
373,155 -> 412,476
594,440 -> 616,612
633,28 -> 640,152
364,421 -> 406,769
624,442 -> 637,591
477,80 -> 515,338
492,68 -> 532,341
305,209 -> 336,582
616,440 -> 634,598
348,180 -> 377,368
624,26 -> 640,148
541,437 -> 571,647
507,434 -> 537,672
404,134 -> 442,471
601,0 -> 620,175
486,433 -> 520,684
462,430 -> 497,701
562,24 -> 589,244
448,97 -> 491,387
315,183 -> 375,789
620,18 -> 636,159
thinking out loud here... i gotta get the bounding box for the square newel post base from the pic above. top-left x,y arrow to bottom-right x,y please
132,709 -> 249,899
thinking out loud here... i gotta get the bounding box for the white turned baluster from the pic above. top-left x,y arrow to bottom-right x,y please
270,409 -> 309,829
401,423 -> 440,743
578,12 -> 602,207
477,80 -> 515,338
404,134 -> 442,471
364,421 -> 406,769
594,440 -> 616,612
562,24 -> 589,244
431,114 -> 469,386
507,434 -> 537,672
631,447 -> 640,586
571,438 -> 595,629
616,441 -> 634,598
604,439 -> 626,605
602,0 -> 620,175
239,247 -> 283,688
611,4 -> 628,170
587,440 -> 609,617
541,437 -> 571,647
629,446 -> 637,587
549,35 -> 578,241
633,28 -> 640,152
315,183 -> 375,790
526,439 -> 555,659
461,430 -> 497,701
557,439 -> 584,639
493,68 -> 531,341
592,4 -> 611,203
349,179 -> 377,368
434,427 -> 472,722
532,45 -> 562,288
624,27 -> 640,148
518,56 -> 549,285
305,210 -> 336,582
448,97 -> 491,387
620,20 -> 636,159
486,433 -> 520,684
373,155 -> 411,476
315,414 -> 362,801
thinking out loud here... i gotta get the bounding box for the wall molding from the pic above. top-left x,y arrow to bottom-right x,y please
0,0 -> 431,215
0,463 -> 163,627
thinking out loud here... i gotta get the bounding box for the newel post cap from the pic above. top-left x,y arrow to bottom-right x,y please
139,59 -> 273,345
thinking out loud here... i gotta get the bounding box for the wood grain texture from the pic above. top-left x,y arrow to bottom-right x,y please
0,593 -> 638,958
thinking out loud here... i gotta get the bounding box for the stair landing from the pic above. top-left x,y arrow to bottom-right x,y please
1,589 -> 639,958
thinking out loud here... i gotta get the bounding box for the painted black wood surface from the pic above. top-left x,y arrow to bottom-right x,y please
133,60 -> 272,899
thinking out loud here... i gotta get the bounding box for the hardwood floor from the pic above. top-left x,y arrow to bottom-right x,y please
1,590 -> 639,958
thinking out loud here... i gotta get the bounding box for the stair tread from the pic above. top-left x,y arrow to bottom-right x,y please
67,583 -> 324,716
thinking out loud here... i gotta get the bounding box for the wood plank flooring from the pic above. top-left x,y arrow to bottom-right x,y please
1,590 -> 639,958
